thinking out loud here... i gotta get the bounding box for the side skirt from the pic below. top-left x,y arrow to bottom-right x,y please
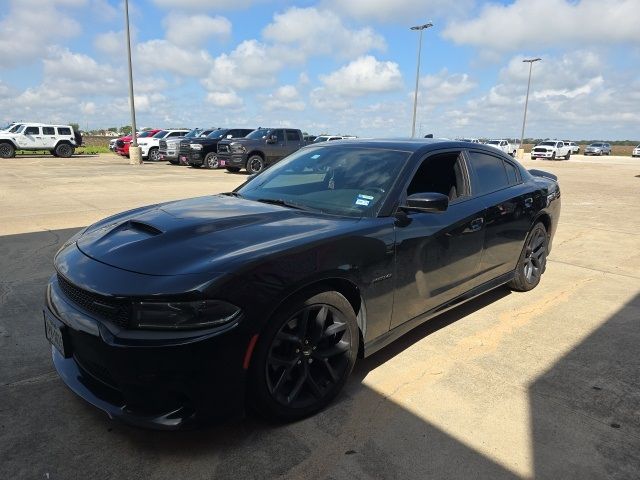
363,271 -> 514,358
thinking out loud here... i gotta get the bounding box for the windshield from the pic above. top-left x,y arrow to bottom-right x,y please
246,128 -> 270,140
184,129 -> 203,138
237,146 -> 409,218
1,123 -> 15,131
206,129 -> 227,139
138,131 -> 155,138
486,140 -> 500,145
313,137 -> 329,143
153,130 -> 168,138
540,141 -> 557,146
9,124 -> 23,133
590,143 -> 604,147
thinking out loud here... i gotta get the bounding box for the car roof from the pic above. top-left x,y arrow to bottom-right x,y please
304,138 -> 500,153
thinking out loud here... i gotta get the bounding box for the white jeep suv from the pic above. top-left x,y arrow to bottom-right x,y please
137,129 -> 189,161
0,123 -> 79,158
530,140 -> 572,160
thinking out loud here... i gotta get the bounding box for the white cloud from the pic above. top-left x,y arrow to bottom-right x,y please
419,69 -> 477,105
206,90 -> 244,108
319,56 -> 403,97
135,40 -> 213,77
203,40 -> 283,91
262,85 -> 305,111
0,0 -> 84,67
325,0 -> 472,22
94,30 -> 126,57
443,0 -> 640,53
263,7 -> 385,59
152,0 -> 253,9
81,101 -> 97,115
164,13 -> 231,48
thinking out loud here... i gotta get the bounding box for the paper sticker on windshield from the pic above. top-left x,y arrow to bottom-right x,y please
355,198 -> 370,206
311,154 -> 321,159
357,194 -> 374,200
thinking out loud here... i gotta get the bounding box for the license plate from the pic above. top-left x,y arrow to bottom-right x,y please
180,156 -> 187,162
219,160 -> 226,166
44,311 -> 71,358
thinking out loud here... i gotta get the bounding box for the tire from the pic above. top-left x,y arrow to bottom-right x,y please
248,288 -> 359,422
564,151 -> 571,160
50,150 -> 58,157
551,152 -> 556,161
508,222 -> 548,292
246,155 -> 265,175
0,142 -> 15,158
148,147 -> 159,162
54,143 -> 74,158
225,167 -> 240,173
204,152 -> 219,169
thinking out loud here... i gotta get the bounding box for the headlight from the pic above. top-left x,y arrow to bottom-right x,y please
231,143 -> 246,153
132,300 -> 241,330
190,143 -> 203,150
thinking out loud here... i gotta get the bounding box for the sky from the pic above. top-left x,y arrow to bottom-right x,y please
0,0 -> 638,140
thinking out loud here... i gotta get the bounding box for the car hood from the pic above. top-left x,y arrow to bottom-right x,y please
75,195 -> 357,276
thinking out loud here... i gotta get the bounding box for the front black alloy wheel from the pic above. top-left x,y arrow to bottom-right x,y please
204,152 -> 219,169
0,142 -> 16,158
148,147 -> 159,162
247,155 -> 265,174
249,289 -> 359,421
508,222 -> 548,292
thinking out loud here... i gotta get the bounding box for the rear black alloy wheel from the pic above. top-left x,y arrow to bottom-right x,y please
508,222 -> 548,292
55,143 -> 74,158
205,152 -> 219,169
0,142 -> 15,158
250,290 -> 358,421
247,155 -> 265,174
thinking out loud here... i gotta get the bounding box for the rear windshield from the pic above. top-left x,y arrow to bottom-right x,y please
590,143 -> 604,147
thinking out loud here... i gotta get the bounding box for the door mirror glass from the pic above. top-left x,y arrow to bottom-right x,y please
400,192 -> 449,213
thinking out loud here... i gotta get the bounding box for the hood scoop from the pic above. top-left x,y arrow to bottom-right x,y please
125,220 -> 163,236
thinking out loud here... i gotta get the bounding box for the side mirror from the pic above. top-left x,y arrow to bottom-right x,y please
400,192 -> 449,213
266,135 -> 277,144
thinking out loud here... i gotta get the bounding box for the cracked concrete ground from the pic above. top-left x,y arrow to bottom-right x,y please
1,153 -> 639,479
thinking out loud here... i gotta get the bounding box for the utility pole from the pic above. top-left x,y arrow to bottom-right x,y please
519,57 -> 541,158
410,22 -> 433,138
124,0 -> 141,165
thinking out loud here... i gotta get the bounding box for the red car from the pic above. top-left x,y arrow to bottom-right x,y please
114,130 -> 161,157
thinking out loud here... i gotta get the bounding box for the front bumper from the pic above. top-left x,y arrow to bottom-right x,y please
45,274 -> 250,430
531,151 -> 554,159
217,153 -> 247,168
158,149 -> 179,163
584,150 -> 602,155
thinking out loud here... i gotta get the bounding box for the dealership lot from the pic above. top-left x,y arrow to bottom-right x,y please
1,153 -> 639,479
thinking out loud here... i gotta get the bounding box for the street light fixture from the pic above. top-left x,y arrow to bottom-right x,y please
124,0 -> 141,165
410,22 -> 433,138
519,57 -> 541,157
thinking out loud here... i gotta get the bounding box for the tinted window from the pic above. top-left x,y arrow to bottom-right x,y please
286,130 -> 300,141
25,126 -> 40,135
468,151 -> 509,195
275,129 -> 285,142
504,160 -> 519,184
168,131 -> 184,137
57,127 -> 72,135
42,127 -> 55,135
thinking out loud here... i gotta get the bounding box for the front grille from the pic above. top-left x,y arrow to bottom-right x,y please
57,274 -> 131,328
74,353 -> 119,390
115,140 -> 124,147
533,147 -> 548,153
179,140 -> 191,154
217,144 -> 230,153
159,140 -> 167,150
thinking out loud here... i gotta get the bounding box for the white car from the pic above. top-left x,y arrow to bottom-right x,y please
0,123 -> 79,158
485,139 -> 517,156
312,135 -> 357,143
632,145 -> 640,157
530,140 -> 572,160
137,129 -> 189,161
457,138 -> 481,144
563,141 -> 580,154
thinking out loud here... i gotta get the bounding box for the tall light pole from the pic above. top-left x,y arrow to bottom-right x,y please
410,22 -> 433,138
519,57 -> 541,157
124,0 -> 141,164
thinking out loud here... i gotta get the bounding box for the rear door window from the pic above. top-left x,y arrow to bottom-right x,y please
468,151 -> 510,195
504,160 -> 520,185
285,130 -> 300,141
42,127 -> 55,135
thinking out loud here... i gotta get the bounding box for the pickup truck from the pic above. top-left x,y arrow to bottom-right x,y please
485,139 -> 517,157
186,128 -> 254,168
216,127 -> 306,174
530,140 -> 572,160
157,128 -> 217,164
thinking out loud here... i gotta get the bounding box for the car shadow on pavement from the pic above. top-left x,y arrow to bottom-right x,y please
1,228 -> 639,479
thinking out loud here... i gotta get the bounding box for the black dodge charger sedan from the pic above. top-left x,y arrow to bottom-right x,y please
44,139 -> 560,429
